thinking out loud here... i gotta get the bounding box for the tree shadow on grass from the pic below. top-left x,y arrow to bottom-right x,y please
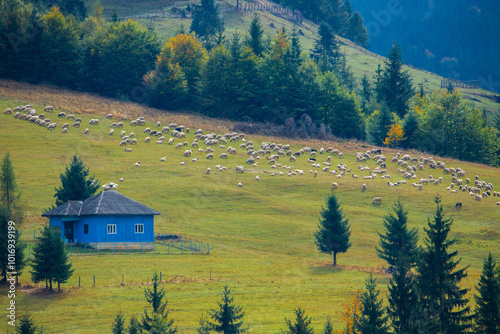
308,264 -> 343,275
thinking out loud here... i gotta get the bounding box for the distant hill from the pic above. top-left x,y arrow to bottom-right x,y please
349,0 -> 500,93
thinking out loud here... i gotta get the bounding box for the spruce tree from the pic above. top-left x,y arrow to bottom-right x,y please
54,155 -> 99,206
417,195 -> 473,334
310,22 -> 340,73
16,313 -> 41,334
346,11 -> 369,48
141,272 -> 177,333
402,109 -> 421,149
247,13 -> 265,56
379,43 -> 415,118
474,253 -> 500,334
314,193 -> 351,266
376,202 -> 421,334
371,104 -> 393,146
208,285 -> 247,333
127,315 -> 141,334
322,317 -> 334,334
112,311 -> 126,334
280,307 -> 314,334
0,153 -> 26,284
355,275 -> 389,334
190,0 -> 223,49
30,226 -> 74,292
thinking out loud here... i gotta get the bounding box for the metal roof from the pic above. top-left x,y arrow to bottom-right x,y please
42,191 -> 160,217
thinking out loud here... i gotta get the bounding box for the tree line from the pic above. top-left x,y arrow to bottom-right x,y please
0,0 -> 499,165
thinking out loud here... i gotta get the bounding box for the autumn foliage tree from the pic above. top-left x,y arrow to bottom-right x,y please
383,124 -> 405,147
336,289 -> 362,334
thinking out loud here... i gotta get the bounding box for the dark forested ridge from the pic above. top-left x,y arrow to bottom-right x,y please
349,0 -> 500,93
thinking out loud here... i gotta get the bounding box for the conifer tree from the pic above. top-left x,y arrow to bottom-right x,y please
280,307 -> 314,334
54,155 -> 99,206
379,43 -> 415,118
16,313 -> 42,334
346,11 -> 369,48
30,226 -> 74,292
142,272 -> 177,333
112,311 -> 126,334
247,13 -> 265,56
376,202 -> 421,334
474,253 -> 500,334
417,195 -> 473,334
355,275 -> 389,334
0,153 -> 26,284
314,193 -> 351,266
370,104 -> 393,146
310,22 -> 340,73
190,0 -> 223,49
322,317 -> 334,334
127,315 -> 141,334
208,285 -> 247,333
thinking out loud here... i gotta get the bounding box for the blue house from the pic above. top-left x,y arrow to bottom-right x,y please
42,191 -> 160,247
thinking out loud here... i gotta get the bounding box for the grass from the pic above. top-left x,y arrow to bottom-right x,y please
0,80 -> 498,333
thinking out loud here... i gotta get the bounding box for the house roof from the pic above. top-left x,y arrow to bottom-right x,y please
42,191 -> 161,217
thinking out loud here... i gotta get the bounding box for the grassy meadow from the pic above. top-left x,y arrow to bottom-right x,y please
0,80 -> 499,333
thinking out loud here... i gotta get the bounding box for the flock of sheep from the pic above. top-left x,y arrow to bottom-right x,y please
4,104 -> 500,207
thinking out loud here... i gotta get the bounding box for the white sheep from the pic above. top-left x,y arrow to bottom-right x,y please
160,157 -> 166,162
237,181 -> 243,187
145,137 -> 150,143
372,197 -> 382,205
255,175 -> 260,181
332,182 -> 338,189
124,147 -> 132,152
206,168 -> 211,175
362,184 -> 367,191
109,129 -> 114,135
84,128 -> 89,134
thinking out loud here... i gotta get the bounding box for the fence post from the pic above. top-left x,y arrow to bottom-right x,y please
99,244 -> 101,255
78,276 -> 80,288
127,243 -> 129,254
181,239 -> 183,254
168,243 -> 169,254
34,230 -> 36,241
122,274 -> 124,285
190,240 -> 192,251
160,272 -> 162,281
93,275 -> 95,287
163,234 -> 165,244
154,242 -> 156,254
171,235 -> 174,245
207,243 -> 209,254
199,242 -> 201,253
141,243 -> 143,254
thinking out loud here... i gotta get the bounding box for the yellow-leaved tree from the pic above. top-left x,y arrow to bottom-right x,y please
383,124 -> 405,147
335,289 -> 362,334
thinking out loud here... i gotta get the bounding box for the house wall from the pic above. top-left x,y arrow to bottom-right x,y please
49,215 -> 155,243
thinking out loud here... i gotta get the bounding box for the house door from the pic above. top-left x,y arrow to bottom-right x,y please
64,221 -> 74,243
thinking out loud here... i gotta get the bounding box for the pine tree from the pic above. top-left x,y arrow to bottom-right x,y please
196,313 -> 212,334
208,285 -> 247,333
141,272 -> 176,333
127,315 -> 141,334
402,109 -> 421,149
54,155 -> 99,206
190,0 -> 223,49
314,193 -> 351,266
417,195 -> 473,334
474,253 -> 500,334
30,226 -> 73,292
379,43 -> 415,118
322,317 -> 334,334
280,307 -> 314,334
247,13 -> 265,56
310,22 -> 340,73
376,202 -> 421,334
360,74 -> 372,114
0,153 -> 26,284
346,11 -> 369,48
112,311 -> 126,334
16,313 -> 41,334
355,275 -> 389,334
370,104 -> 393,146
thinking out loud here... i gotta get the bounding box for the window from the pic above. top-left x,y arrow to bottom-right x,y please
84,224 -> 89,234
107,224 -> 116,234
135,224 -> 144,233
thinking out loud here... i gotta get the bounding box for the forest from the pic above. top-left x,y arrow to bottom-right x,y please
0,0 -> 499,166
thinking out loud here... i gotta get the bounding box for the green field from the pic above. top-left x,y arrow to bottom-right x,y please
0,81 -> 498,333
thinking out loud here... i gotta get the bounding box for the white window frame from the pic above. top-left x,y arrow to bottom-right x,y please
107,224 -> 116,234
135,224 -> 144,234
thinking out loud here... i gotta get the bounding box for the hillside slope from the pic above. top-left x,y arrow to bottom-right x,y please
0,80 -> 498,333
98,0 -> 500,119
